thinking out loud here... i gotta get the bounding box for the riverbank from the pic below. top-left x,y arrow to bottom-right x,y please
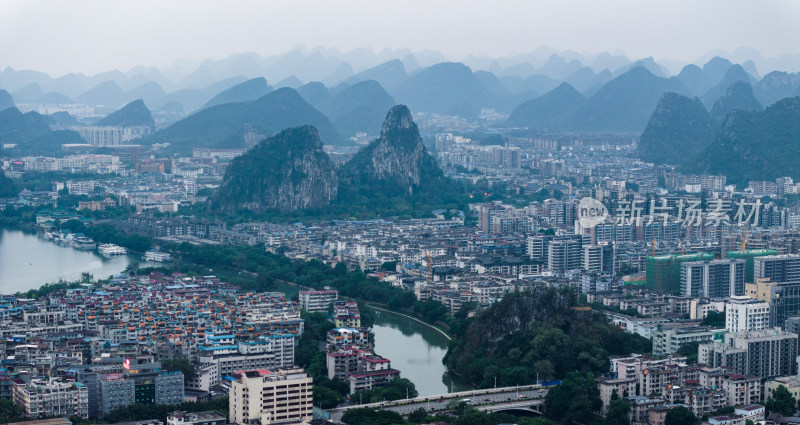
0,228 -> 139,293
367,304 -> 452,341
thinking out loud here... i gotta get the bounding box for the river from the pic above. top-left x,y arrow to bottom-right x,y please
369,307 -> 466,397
0,228 -> 142,294
0,228 -> 460,396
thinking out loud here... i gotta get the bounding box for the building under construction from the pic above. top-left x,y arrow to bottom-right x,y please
726,249 -> 779,283
646,253 -> 714,293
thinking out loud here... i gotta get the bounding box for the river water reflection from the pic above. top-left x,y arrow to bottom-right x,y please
0,229 -> 466,396
369,307 -> 467,397
0,228 -> 140,294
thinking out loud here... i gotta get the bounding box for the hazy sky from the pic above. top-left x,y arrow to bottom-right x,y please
1,0 -> 798,76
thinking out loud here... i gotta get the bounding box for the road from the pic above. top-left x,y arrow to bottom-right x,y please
328,387 -> 547,423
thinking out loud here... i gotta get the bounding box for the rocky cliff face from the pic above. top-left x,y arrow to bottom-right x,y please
340,105 -> 440,196
212,125 -> 337,212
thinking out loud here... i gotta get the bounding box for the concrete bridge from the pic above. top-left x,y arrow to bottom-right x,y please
477,398 -> 545,414
327,384 -> 548,422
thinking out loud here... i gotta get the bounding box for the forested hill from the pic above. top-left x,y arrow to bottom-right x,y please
443,288 -> 652,388
683,96 -> 800,184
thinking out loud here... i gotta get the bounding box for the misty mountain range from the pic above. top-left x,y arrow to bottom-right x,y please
2,46 -> 798,116
1,46 -> 798,182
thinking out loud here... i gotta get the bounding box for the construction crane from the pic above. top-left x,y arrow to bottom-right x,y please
679,239 -> 684,255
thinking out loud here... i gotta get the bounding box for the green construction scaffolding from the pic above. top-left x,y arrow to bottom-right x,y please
646,253 -> 714,293
727,249 -> 779,283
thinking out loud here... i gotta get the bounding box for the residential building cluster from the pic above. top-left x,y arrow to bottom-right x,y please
0,273 -> 305,421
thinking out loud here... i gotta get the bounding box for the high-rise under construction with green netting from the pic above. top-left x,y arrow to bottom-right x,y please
727,249 -> 779,283
646,253 -> 714,293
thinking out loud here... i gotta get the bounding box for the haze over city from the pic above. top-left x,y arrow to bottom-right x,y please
1,0 -> 799,75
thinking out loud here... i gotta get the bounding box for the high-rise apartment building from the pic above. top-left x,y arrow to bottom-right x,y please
680,259 -> 745,298
726,296 -> 770,333
755,254 -> 800,283
13,379 -> 89,419
229,368 -> 312,425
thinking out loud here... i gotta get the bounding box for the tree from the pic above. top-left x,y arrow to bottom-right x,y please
351,378 -> 418,404
665,406 -> 697,425
605,398 -> 631,425
701,310 -> 725,328
408,408 -> 428,423
312,385 -> 343,409
766,384 -> 797,416
544,372 -> 601,424
0,399 -> 23,424
676,341 -> 700,364
341,408 -> 405,425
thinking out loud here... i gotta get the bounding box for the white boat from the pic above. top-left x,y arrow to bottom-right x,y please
43,232 -> 55,240
143,250 -> 171,262
98,243 -> 127,256
71,236 -> 96,250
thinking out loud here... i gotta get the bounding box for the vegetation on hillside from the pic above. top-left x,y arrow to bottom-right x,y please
0,170 -> 18,197
638,92 -> 714,165
683,96 -> 800,185
444,288 -> 652,388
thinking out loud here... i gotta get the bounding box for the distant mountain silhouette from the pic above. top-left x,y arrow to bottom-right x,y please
274,76 -> 303,89
35,92 -> 73,104
535,55 -> 582,79
563,67 -> 598,93
325,80 -> 396,136
296,82 -> 332,111
506,83 -> 586,130
143,87 -> 342,153
701,64 -> 756,107
158,76 -> 248,112
676,64 -> 715,96
391,62 -> 492,114
345,59 -> 408,89
0,107 -> 51,143
0,107 -> 85,155
124,81 -> 166,107
46,111 -> 80,127
12,83 -> 45,102
77,80 -> 126,107
564,67 -> 688,132
322,62 -> 354,86
612,57 -> 668,78
0,89 -> 15,111
97,99 -> 155,128
702,57 -> 734,83
474,71 -> 508,96
202,77 -> 273,109
755,71 -> 800,106
710,81 -> 762,123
